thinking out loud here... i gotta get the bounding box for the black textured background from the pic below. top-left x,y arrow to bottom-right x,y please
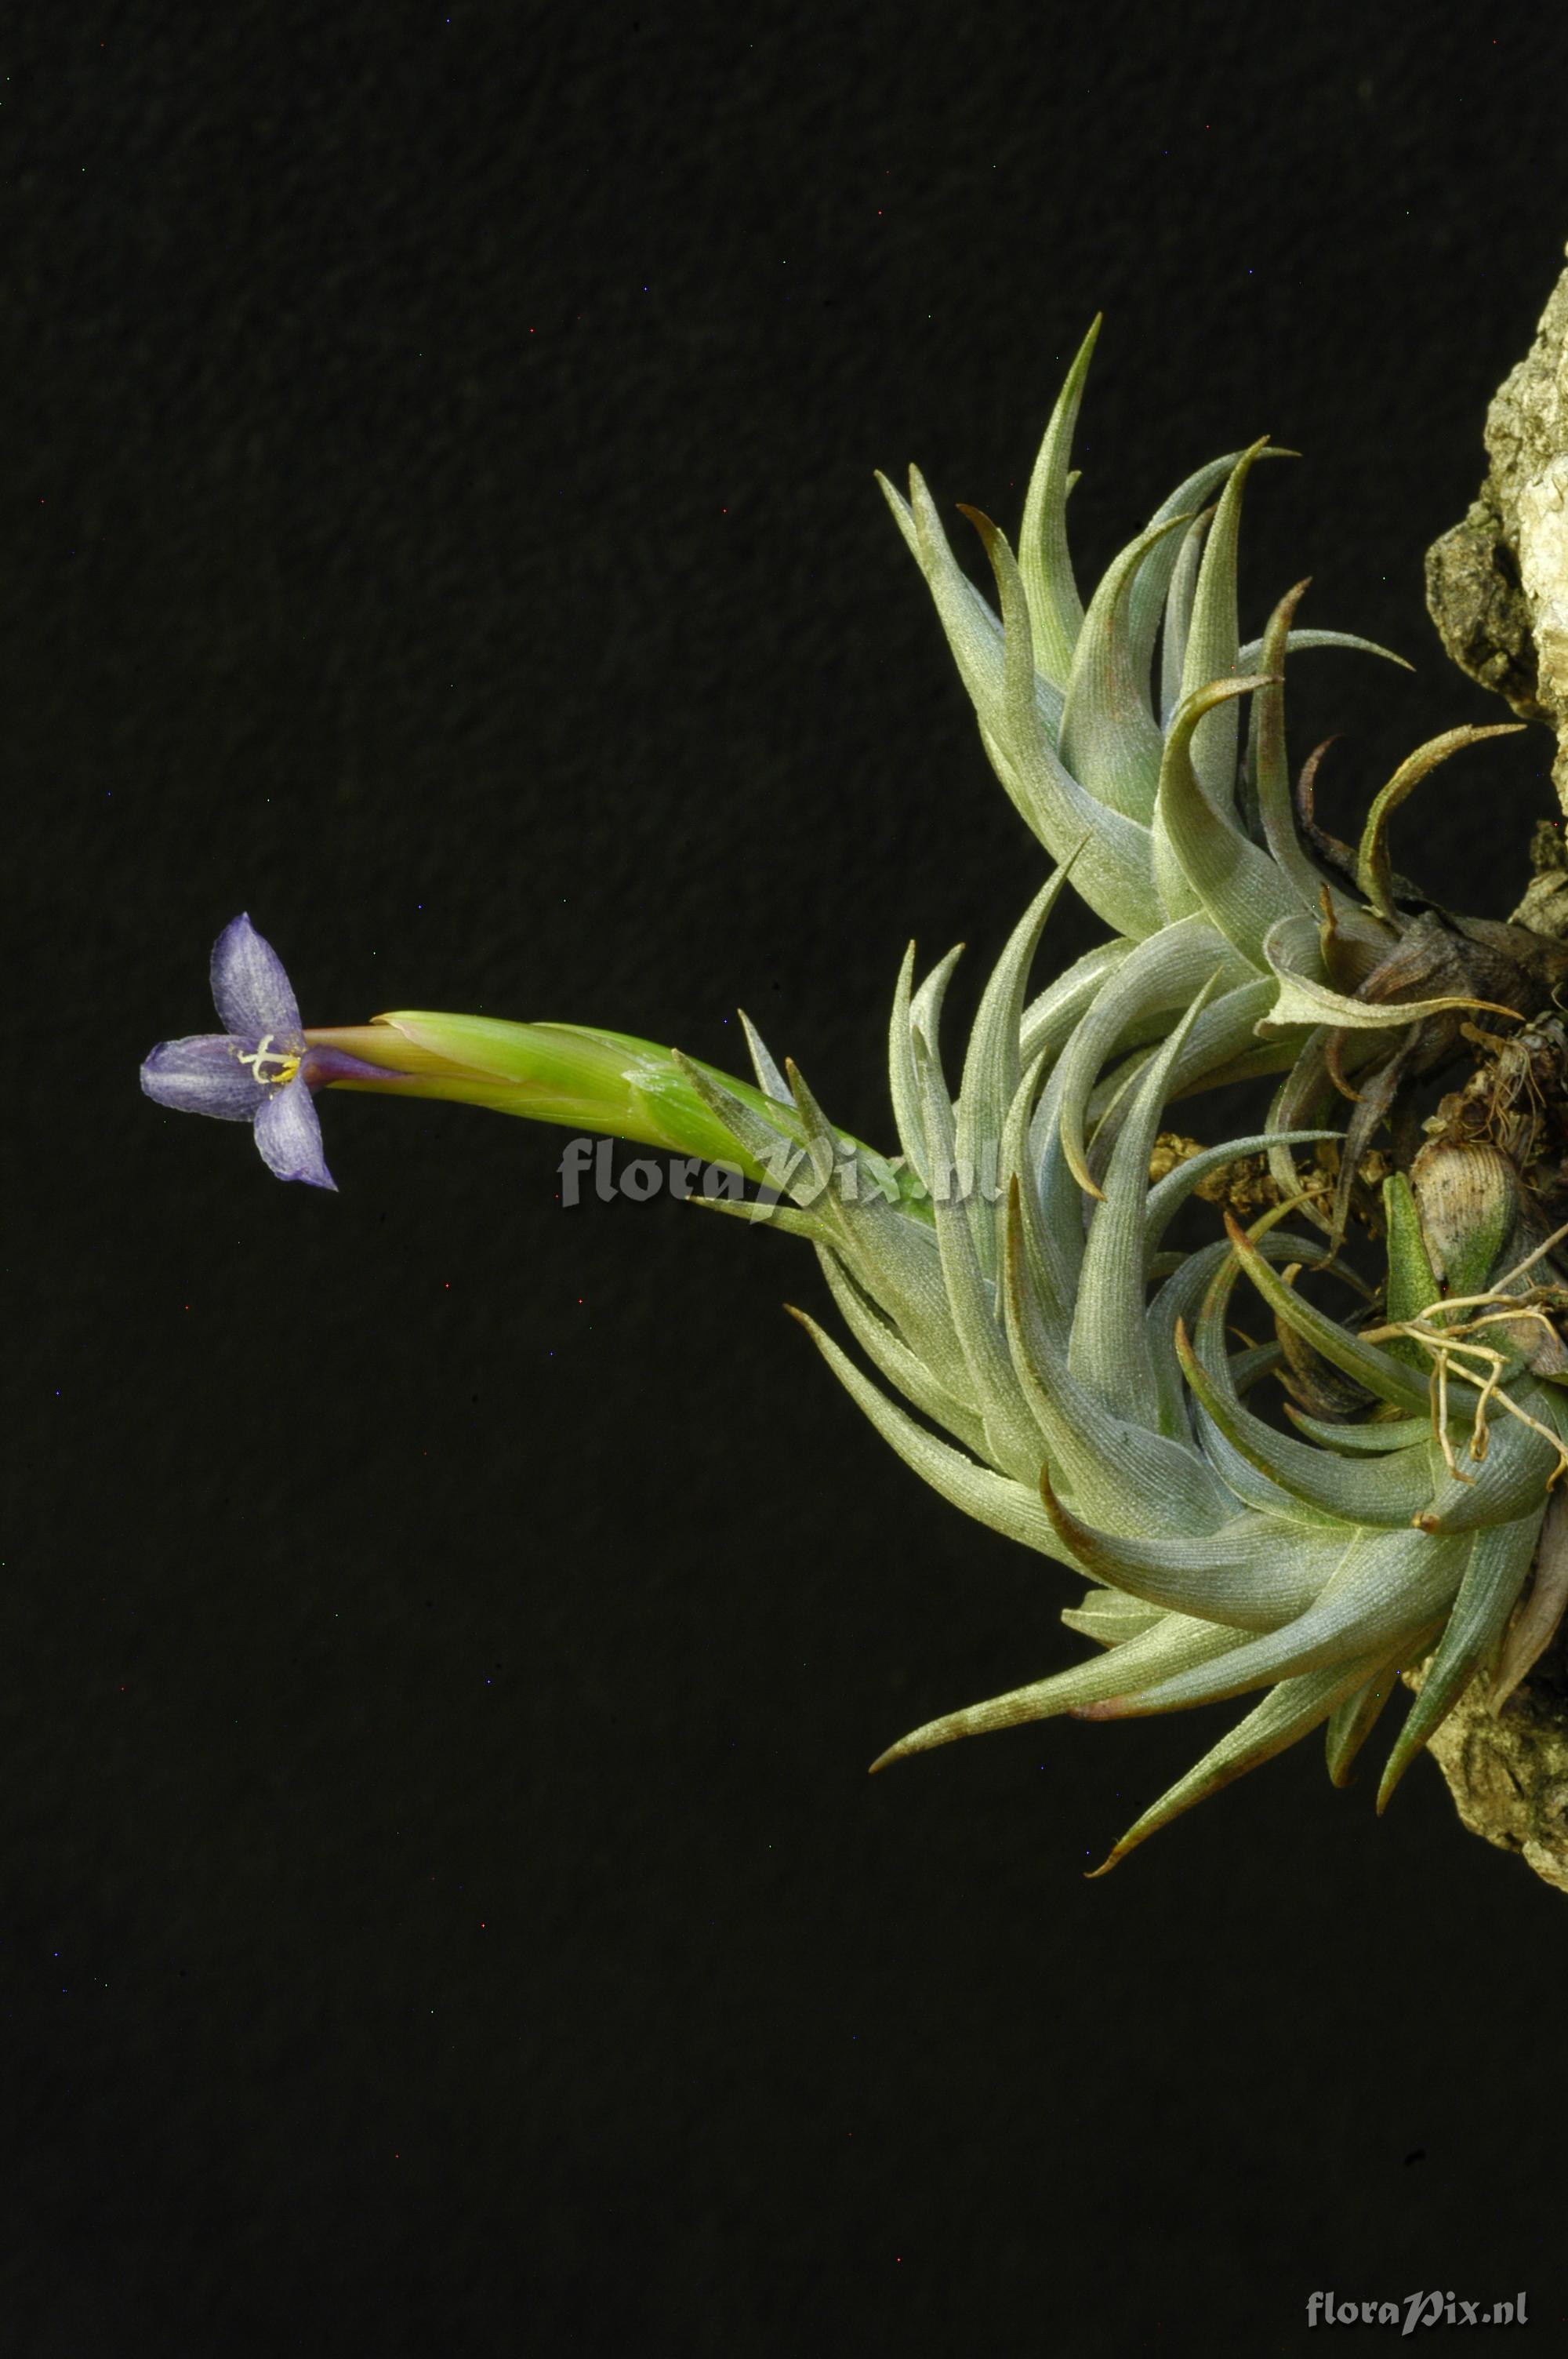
12,6 -> 1568,2353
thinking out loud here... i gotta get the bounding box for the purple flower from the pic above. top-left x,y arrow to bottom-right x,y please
140,914 -> 390,1190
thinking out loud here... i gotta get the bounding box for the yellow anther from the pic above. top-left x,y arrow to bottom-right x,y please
237,1032 -> 301,1089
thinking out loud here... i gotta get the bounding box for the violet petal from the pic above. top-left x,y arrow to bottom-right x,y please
210,914 -> 303,1042
140,1034 -> 268,1121
254,1073 -> 337,1189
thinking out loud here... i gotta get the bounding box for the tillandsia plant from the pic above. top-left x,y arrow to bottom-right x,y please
143,320 -> 1568,1872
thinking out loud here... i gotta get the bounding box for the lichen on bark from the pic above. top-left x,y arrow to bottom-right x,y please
1408,1629 -> 1568,1894
1427,250 -> 1568,811
1419,248 -> 1568,1892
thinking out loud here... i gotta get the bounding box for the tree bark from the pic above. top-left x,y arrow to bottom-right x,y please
1421,250 -> 1568,1890
1407,1642 -> 1568,1892
1427,250 -> 1568,819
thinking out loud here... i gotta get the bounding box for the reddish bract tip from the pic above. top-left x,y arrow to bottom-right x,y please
1071,1696 -> 1135,1723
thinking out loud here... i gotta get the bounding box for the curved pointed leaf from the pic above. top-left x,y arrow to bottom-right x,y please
1059,511 -> 1193,821
1178,436 -> 1272,809
788,1307 -> 1072,1564
1356,725 -> 1526,923
1376,1510 -> 1544,1809
870,1606 -> 1244,1770
1152,677 -> 1301,958
1088,1651 -> 1409,1872
1017,317 -> 1100,688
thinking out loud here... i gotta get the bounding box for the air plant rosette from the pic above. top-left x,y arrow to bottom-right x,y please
142,319 -> 1568,1882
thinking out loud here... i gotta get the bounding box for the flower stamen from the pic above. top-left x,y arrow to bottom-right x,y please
237,1033 -> 301,1088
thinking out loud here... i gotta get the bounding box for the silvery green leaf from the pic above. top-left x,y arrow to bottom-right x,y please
1245,583 -> 1367,919
888,941 -> 965,1188
913,1027 -> 1045,1482
1221,1212 -> 1434,1416
967,511 -> 1163,938
1051,913 -> 1247,1196
1026,1054 -> 1099,1313
955,867 -> 1073,1280
1286,1409 -> 1439,1454
1131,456 -> 1270,693
1070,987 -> 1216,1430
871,1608 -> 1247,1772
1323,1650 -> 1409,1787
1375,1510 -> 1544,1809
1355,725 -> 1526,923
789,1307 -> 1077,1567
1016,315 -> 1099,689
1152,678 -> 1302,958
815,1246 -> 989,1457
1178,436 -> 1272,812
1000,1189 -> 1232,1538
1059,511 -> 1193,822
1060,1587 -> 1167,1645
1145,1216 -> 1343,1449
904,467 -> 1016,733
980,724 -> 1164,940
1095,1525 -> 1468,1716
737,1009 -> 789,1107
1236,624 -> 1411,674
1018,938 -> 1134,1069
1039,1475 -> 1346,1630
1087,1651 -> 1411,1873
1084,980 -> 1277,1170
998,1058 -> 1072,1354
1159,509 -> 1210,729
684,1192 -> 837,1245
1178,1319 -> 1437,1525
